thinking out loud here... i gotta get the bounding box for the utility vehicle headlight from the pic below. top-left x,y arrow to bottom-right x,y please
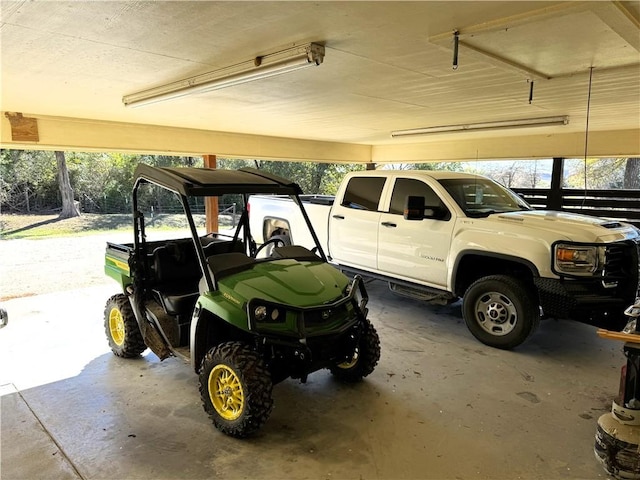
253,305 -> 284,323
554,243 -> 600,275
254,306 -> 267,321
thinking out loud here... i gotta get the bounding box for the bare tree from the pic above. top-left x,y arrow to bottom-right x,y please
527,161 -> 540,188
55,151 -> 80,218
487,161 -> 522,187
624,158 -> 640,189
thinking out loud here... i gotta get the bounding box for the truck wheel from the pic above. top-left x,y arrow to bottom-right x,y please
462,275 -> 539,350
104,294 -> 146,357
330,319 -> 381,382
199,342 -> 273,438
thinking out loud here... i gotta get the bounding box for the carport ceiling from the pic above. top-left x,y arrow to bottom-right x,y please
1,1 -> 639,163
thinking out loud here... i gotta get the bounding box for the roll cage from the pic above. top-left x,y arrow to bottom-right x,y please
130,165 -> 327,293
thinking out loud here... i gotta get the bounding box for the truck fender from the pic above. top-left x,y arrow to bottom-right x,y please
451,250 -> 540,297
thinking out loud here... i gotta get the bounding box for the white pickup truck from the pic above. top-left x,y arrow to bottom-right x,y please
248,170 -> 640,349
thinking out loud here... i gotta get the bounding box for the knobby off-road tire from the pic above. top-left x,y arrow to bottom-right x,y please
104,294 -> 147,357
199,342 -> 273,438
462,275 -> 540,350
330,318 -> 381,383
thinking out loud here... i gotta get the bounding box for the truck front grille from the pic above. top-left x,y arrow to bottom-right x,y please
604,244 -> 626,280
603,240 -> 640,293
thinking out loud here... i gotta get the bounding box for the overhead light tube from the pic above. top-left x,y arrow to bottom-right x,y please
391,115 -> 569,138
123,43 -> 325,108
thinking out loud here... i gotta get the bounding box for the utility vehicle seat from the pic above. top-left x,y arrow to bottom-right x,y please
151,243 -> 200,315
154,288 -> 198,316
270,245 -> 321,262
202,239 -> 245,256
198,252 -> 257,294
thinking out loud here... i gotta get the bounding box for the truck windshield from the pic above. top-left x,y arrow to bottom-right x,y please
438,178 -> 531,218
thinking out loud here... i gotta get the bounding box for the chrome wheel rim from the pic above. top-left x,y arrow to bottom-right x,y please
474,291 -> 517,336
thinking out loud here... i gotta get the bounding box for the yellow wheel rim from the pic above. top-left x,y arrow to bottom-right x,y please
338,348 -> 359,369
209,364 -> 244,421
108,307 -> 125,346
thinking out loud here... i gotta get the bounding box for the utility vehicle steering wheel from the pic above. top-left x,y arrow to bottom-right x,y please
253,236 -> 287,258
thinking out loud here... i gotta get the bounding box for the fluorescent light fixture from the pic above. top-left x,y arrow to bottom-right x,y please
123,43 -> 325,108
391,115 -> 569,138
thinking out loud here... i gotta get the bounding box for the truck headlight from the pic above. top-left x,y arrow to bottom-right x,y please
554,243 -> 600,274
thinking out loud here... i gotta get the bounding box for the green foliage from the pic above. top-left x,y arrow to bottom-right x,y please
13,149 -> 602,217
560,157 -> 639,189
217,158 -> 364,195
0,149 -> 59,212
382,162 -> 463,172
564,158 -> 627,189
0,150 -> 204,214
0,149 -> 471,216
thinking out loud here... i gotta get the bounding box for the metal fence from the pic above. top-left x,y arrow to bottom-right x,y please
513,188 -> 640,228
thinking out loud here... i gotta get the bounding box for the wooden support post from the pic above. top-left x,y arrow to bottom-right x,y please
203,155 -> 219,233
548,157 -> 564,210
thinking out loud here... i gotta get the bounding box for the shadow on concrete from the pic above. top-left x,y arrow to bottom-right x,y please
2,217 -> 62,236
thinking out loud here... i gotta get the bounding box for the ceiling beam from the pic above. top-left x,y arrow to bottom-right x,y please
428,2 -> 592,41
2,112 -> 637,163
372,129 -> 640,163
592,1 -> 640,52
428,1 -> 637,81
457,40 -> 550,80
0,113 -> 372,164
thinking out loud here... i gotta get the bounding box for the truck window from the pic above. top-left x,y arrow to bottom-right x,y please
438,178 -> 530,217
388,178 -> 444,215
341,177 -> 386,211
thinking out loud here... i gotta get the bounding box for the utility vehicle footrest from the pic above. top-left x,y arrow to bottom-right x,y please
152,288 -> 198,316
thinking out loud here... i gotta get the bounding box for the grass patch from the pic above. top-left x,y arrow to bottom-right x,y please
0,214 -> 132,239
0,213 -> 220,239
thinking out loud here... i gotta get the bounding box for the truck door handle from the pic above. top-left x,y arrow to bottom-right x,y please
332,215 -> 345,220
381,221 -> 397,228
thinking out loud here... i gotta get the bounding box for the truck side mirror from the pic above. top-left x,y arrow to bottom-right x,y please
404,196 -> 425,220
404,196 -> 450,221
425,205 -> 450,220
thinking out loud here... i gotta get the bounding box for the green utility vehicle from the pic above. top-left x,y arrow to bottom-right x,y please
103,165 -> 380,437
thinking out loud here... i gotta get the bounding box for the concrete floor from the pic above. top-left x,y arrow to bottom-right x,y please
0,279 -> 621,479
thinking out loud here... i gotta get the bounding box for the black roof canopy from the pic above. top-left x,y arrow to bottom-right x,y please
134,164 -> 303,197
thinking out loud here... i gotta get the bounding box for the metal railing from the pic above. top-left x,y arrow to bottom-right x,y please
513,188 -> 640,228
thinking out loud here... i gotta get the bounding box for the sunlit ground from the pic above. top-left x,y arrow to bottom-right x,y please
0,286 -> 123,392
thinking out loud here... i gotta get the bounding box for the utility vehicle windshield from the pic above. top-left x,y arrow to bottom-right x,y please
438,177 -> 531,218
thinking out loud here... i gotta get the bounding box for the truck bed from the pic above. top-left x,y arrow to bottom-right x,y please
248,194 -> 332,252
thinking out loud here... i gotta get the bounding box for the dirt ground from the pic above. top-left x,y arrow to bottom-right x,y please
0,214 -> 214,300
0,232 -> 133,301
0,213 -> 131,238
